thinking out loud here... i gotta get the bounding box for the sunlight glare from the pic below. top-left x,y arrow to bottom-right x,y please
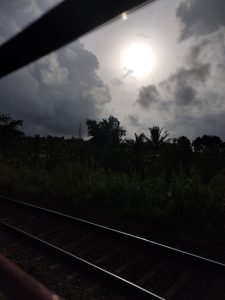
122,43 -> 156,78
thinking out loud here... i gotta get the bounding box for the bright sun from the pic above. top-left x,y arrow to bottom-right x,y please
122,43 -> 156,79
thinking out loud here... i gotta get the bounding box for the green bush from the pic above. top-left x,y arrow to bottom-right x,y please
0,158 -> 224,255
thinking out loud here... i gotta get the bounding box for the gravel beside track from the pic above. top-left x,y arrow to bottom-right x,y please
0,196 -> 225,300
0,228 -> 127,300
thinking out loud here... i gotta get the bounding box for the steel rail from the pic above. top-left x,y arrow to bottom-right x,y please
0,195 -> 224,270
0,220 -> 164,300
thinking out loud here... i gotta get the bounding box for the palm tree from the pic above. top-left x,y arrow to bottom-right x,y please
134,133 -> 146,146
145,126 -> 170,152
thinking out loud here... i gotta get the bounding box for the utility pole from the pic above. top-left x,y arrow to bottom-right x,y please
78,123 -> 82,140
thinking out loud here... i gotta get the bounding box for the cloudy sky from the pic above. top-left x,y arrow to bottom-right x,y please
0,0 -> 225,139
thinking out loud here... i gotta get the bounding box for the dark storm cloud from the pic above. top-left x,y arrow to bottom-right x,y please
158,56 -> 225,138
137,63 -> 210,109
111,78 -> 123,87
0,0 -> 43,44
175,85 -> 196,106
167,111 -> 225,140
167,64 -> 210,85
0,44 -> 111,136
137,85 -> 159,108
162,63 -> 211,106
128,115 -> 140,127
0,0 -> 111,136
0,0 -> 62,44
135,42 -> 222,138
176,0 -> 225,41
187,40 -> 209,63
135,1 -> 225,139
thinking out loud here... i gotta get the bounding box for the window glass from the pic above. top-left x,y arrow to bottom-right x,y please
0,0 -> 63,45
0,0 -> 225,139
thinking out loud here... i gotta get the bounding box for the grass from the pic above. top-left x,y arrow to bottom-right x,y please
0,157 -> 224,259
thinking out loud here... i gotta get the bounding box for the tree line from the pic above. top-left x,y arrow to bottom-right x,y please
0,112 -> 225,255
1,112 -> 225,181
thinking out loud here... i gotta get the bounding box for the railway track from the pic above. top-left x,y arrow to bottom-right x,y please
0,195 -> 224,300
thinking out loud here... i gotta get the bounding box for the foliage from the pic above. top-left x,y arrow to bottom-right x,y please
86,115 -> 126,146
0,113 -> 225,256
144,126 -> 170,153
0,112 -> 24,139
192,135 -> 225,153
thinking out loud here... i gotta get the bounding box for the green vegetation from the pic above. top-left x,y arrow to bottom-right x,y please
0,112 -> 224,258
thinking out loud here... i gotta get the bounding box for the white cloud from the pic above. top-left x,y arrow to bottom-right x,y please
136,26 -> 225,138
176,0 -> 225,40
0,1 -> 111,136
137,85 -> 160,109
83,86 -> 111,105
21,0 -> 42,18
38,53 -> 69,86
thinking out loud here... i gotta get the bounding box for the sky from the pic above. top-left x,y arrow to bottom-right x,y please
0,0 -> 225,139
